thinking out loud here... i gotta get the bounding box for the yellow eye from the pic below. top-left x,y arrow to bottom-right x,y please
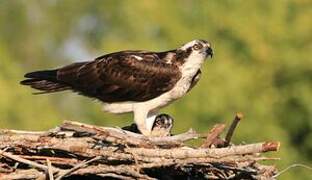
193,43 -> 202,50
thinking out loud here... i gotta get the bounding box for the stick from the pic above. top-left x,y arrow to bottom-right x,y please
61,121 -> 200,147
99,173 -> 135,179
0,150 -> 49,171
19,155 -> 79,166
273,163 -> 312,178
72,164 -> 156,180
0,169 -> 45,179
127,141 -> 280,158
225,112 -> 243,146
55,156 -> 101,180
201,124 -> 226,148
47,159 -> 54,180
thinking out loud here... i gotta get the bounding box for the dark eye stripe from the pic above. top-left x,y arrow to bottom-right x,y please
193,43 -> 203,50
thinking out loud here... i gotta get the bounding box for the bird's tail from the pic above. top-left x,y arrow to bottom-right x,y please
20,69 -> 69,94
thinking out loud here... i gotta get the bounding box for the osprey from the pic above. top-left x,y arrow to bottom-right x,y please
21,39 -> 213,136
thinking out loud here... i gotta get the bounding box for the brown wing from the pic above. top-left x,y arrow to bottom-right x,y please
57,51 -> 181,102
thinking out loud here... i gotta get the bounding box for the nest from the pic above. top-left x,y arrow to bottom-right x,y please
0,113 -> 279,179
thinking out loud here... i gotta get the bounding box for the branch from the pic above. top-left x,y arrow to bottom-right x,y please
47,159 -> 54,180
55,156 -> 101,180
201,123 -> 226,148
0,150 -> 50,172
126,141 -> 280,159
225,112 -> 243,146
60,121 -> 200,147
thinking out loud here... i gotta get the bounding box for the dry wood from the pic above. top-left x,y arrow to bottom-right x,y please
225,112 -> 243,146
60,121 -> 200,147
46,159 -> 54,180
0,150 -> 50,171
0,114 -> 280,179
201,123 -> 226,148
0,169 -> 45,180
55,156 -> 101,180
126,141 -> 280,159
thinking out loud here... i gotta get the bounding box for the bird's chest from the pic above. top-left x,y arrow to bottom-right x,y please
145,69 -> 201,110
170,69 -> 201,99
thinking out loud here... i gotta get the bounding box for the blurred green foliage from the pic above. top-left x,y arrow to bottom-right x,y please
0,0 -> 311,179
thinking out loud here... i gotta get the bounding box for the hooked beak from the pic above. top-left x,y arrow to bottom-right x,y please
206,47 -> 213,58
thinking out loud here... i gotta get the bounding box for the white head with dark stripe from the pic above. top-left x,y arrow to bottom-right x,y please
176,39 -> 213,72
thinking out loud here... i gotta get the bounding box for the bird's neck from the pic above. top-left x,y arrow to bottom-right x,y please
180,53 -> 205,79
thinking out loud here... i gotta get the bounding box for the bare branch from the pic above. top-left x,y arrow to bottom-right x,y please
201,124 -> 226,148
46,159 -> 54,180
273,163 -> 312,178
225,112 -> 243,146
126,141 -> 280,159
0,150 -> 49,171
55,156 -> 101,180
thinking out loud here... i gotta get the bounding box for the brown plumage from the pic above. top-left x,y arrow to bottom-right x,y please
21,50 -> 182,102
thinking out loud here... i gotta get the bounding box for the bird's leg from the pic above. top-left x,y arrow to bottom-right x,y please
145,111 -> 159,133
133,106 -> 151,136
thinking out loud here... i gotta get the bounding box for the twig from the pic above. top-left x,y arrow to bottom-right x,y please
19,155 -> 79,166
201,124 -> 226,148
273,163 -> 312,178
72,164 -> 157,180
0,150 -> 49,171
61,121 -> 200,147
125,144 -> 140,172
47,159 -> 54,180
126,141 -> 280,158
225,112 -> 243,146
148,128 -> 200,145
55,156 -> 101,180
0,129 -> 46,135
0,169 -> 45,179
99,173 -> 135,179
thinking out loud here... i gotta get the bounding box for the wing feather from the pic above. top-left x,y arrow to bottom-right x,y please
57,51 -> 181,102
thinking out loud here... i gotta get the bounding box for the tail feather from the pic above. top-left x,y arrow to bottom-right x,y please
24,69 -> 57,81
21,69 -> 69,94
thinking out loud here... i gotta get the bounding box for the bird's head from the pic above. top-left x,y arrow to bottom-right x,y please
173,39 -> 213,72
176,40 -> 213,64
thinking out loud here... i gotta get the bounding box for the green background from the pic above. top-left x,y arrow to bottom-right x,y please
0,0 -> 311,179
